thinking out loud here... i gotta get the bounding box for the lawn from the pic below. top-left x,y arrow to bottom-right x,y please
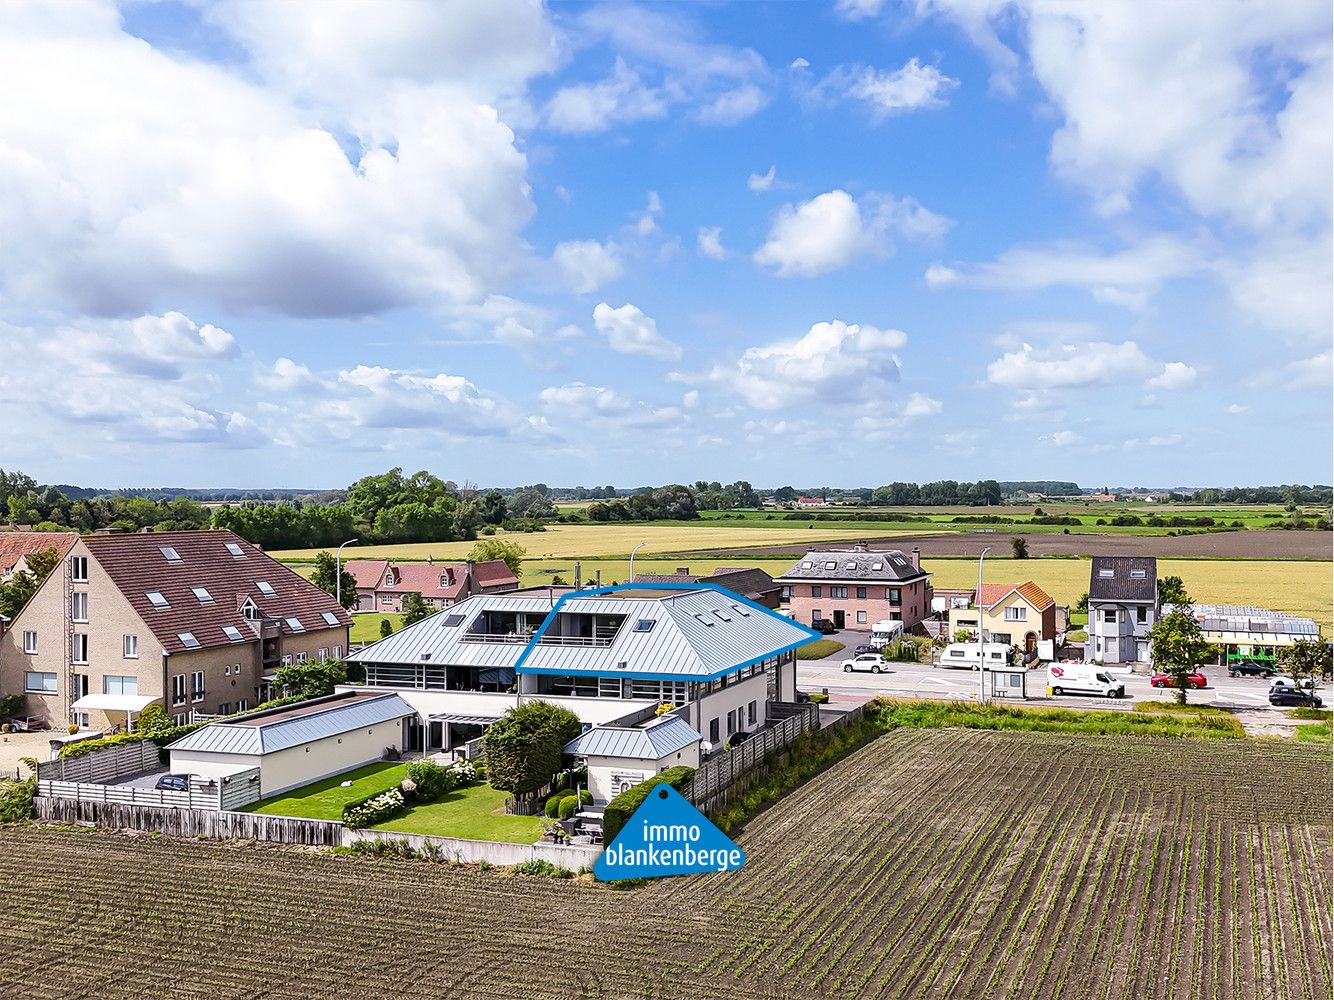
796,639 -> 845,660
241,761 -> 408,819
370,783 -> 543,844
350,612 -> 405,645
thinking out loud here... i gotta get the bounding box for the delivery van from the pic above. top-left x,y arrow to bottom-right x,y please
937,642 -> 1012,671
1047,663 -> 1126,698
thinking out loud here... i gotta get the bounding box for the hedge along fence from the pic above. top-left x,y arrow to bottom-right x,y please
602,766 -> 696,843
57,695 -> 308,760
37,740 -> 160,783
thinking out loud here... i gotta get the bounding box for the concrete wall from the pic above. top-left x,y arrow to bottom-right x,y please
586,742 -> 701,803
258,717 -> 407,796
169,749 -> 262,782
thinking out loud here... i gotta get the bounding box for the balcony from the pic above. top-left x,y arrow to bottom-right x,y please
459,632 -> 615,648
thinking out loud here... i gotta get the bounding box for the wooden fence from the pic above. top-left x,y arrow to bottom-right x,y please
38,775 -> 225,810
36,740 -> 161,783
679,701 -> 820,812
35,797 -> 347,846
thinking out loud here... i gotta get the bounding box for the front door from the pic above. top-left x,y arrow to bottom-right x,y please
1025,632 -> 1037,654
833,610 -> 845,629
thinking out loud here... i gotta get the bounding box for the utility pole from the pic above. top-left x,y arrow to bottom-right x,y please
977,546 -> 991,704
336,537 -> 359,608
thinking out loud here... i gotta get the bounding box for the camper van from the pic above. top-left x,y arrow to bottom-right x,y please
937,642 -> 1012,671
1046,663 -> 1126,699
870,619 -> 904,649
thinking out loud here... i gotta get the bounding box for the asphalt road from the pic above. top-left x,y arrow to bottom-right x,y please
799,631 -> 1287,713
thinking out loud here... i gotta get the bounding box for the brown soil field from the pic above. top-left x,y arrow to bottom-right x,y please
705,529 -> 1333,559
0,728 -> 1328,999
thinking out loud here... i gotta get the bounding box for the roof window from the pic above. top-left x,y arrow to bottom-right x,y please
441,613 -> 465,628
192,587 -> 214,604
1130,569 -> 1147,579
824,561 -> 837,570
711,609 -> 732,623
693,613 -> 715,627
633,619 -> 656,632
225,542 -> 246,558
177,631 -> 200,649
732,603 -> 751,617
285,617 -> 305,633
321,611 -> 340,626
801,561 -> 813,569
256,580 -> 276,596
159,546 -> 182,563
1098,569 -> 1114,578
871,562 -> 883,570
845,561 -> 857,569
221,625 -> 244,643
146,591 -> 169,609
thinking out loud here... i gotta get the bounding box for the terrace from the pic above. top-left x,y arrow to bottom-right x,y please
458,609 -> 626,647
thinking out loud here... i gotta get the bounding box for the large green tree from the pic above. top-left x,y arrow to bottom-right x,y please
1157,575 -> 1190,607
310,551 -> 358,609
400,592 -> 433,626
0,545 -> 59,622
467,538 -> 525,578
274,659 -> 362,699
1147,606 -> 1216,705
1277,640 -> 1333,697
483,701 -> 582,800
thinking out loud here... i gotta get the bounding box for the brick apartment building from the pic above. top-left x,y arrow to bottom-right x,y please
776,547 -> 933,631
347,558 -> 519,613
0,529 -> 351,732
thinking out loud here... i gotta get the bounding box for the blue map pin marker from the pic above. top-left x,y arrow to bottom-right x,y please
595,783 -> 746,881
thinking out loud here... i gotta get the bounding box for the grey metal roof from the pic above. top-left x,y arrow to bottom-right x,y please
1163,603 -> 1322,637
349,588 -> 815,679
775,549 -> 928,583
564,715 -> 701,759
1087,556 -> 1157,603
428,713 -> 504,725
168,693 -> 414,756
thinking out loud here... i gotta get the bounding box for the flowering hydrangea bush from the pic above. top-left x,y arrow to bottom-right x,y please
343,788 -> 406,828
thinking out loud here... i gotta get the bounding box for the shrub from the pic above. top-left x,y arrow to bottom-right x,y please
343,788 -> 407,828
0,777 -> 35,822
450,759 -> 478,785
405,759 -> 456,801
544,791 -> 566,818
483,701 -> 582,797
558,795 -> 578,820
513,859 -> 572,879
603,766 -> 695,842
808,693 -> 830,704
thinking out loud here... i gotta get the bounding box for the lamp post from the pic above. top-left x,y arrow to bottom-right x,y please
335,537 -> 359,608
628,541 -> 646,584
976,546 -> 991,704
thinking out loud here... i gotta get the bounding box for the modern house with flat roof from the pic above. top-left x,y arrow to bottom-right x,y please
776,547 -> 933,631
1085,555 -> 1157,665
344,582 -> 817,757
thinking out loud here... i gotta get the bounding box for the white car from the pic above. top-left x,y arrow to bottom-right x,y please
842,653 -> 888,674
1270,674 -> 1316,691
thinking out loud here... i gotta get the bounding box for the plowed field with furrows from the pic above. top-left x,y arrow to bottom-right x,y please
1,729 -> 1328,1000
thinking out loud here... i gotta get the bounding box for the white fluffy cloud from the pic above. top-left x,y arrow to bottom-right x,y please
544,60 -> 668,133
987,341 -> 1156,389
553,240 -> 624,294
592,302 -> 683,361
1047,430 -> 1082,447
755,190 -> 949,277
748,165 -> 777,191
538,382 -> 681,428
692,320 -> 908,409
844,59 -> 958,118
0,3 -> 537,318
1145,362 -> 1197,392
697,227 -> 729,260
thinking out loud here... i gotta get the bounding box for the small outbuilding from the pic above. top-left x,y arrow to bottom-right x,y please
564,714 -> 702,804
168,691 -> 414,797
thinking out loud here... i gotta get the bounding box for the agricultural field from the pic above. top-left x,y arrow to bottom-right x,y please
0,728 -> 1327,999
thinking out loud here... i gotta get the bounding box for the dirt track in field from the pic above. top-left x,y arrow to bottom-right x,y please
696,529 -> 1332,559
0,729 -> 1328,1000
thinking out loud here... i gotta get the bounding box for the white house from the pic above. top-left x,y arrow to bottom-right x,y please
344,582 -> 817,757
564,713 -> 702,804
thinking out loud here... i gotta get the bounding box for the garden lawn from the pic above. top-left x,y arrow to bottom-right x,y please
370,783 -> 543,844
241,762 -> 408,819
350,613 -> 405,645
796,639 -> 845,660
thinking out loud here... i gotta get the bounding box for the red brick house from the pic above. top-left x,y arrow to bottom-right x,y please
776,547 -> 933,631
348,559 -> 519,613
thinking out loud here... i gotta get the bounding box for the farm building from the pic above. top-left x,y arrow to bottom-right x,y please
564,713 -> 702,803
344,582 -> 816,758
1162,603 -> 1323,667
168,691 -> 414,795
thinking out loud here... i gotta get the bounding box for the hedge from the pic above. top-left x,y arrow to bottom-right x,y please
603,766 -> 695,843
58,695 -> 307,759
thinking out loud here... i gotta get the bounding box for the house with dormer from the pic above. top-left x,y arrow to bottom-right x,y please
348,558 -> 519,613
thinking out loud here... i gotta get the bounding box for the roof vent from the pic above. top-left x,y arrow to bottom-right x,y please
617,660 -> 628,670
420,652 -> 432,661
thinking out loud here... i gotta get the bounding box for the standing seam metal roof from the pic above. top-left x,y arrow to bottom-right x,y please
168,693 -> 414,755
564,715 -> 701,759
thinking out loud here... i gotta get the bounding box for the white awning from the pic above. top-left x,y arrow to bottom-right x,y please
71,694 -> 157,713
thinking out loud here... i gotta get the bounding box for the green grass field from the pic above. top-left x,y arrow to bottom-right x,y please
349,613 -> 404,644
240,761 -> 407,819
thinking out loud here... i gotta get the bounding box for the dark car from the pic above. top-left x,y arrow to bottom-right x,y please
154,774 -> 190,792
1269,686 -> 1323,708
811,618 -> 838,635
854,643 -> 877,656
1228,660 -> 1274,678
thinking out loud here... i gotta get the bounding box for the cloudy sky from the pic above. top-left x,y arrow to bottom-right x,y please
1,1 -> 1329,489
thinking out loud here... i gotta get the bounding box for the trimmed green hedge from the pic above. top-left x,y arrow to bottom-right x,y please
58,695 -> 306,759
603,766 -> 695,843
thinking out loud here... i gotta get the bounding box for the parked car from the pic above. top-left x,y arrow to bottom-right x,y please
154,774 -> 190,792
1150,671 -> 1207,689
842,653 -> 889,674
1228,660 -> 1274,678
1270,674 -> 1316,691
811,618 -> 838,635
854,643 -> 877,656
1269,686 -> 1323,708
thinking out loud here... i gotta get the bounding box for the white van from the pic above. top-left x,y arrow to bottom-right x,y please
1047,663 -> 1126,698
937,642 -> 1012,671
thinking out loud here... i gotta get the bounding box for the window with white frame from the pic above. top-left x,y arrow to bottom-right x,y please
25,671 -> 56,693
191,671 -> 205,702
1004,606 -> 1027,621
831,586 -> 849,599
856,611 -> 867,624
103,675 -> 138,696
318,648 -> 328,662
171,674 -> 186,706
123,634 -> 138,658
296,651 -> 307,663
22,631 -> 36,654
72,633 -> 88,663
1103,609 -> 1117,623
173,713 -> 189,726
71,591 -> 88,622
70,556 -> 88,582
332,644 -> 342,658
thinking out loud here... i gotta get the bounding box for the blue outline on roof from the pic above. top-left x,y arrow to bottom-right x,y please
511,581 -> 820,680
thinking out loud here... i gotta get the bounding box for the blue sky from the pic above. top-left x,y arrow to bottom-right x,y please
0,0 -> 1329,489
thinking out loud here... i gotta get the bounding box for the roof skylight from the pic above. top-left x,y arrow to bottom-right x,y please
225,541 -> 246,558
177,631 -> 200,649
256,580 -> 276,596
285,616 -> 305,633
221,625 -> 244,643
321,611 -> 340,626
633,619 -> 656,632
146,591 -> 169,609
159,546 -> 182,563
441,613 -> 466,628
192,587 -> 214,604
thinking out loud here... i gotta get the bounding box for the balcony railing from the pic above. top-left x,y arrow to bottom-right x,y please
458,632 -> 615,647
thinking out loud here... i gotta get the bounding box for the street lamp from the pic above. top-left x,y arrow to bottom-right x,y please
628,541 -> 647,584
335,537 -> 359,608
976,546 -> 991,704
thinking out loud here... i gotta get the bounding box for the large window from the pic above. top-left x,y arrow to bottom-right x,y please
103,675 -> 138,696
171,674 -> 187,707
709,717 -> 720,742
72,592 -> 88,622
831,587 -> 849,599
191,671 -> 205,702
1103,609 -> 1118,624
888,588 -> 901,603
25,672 -> 56,693
1004,606 -> 1027,621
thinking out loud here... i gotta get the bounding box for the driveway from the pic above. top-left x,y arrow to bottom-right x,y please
0,731 -> 53,779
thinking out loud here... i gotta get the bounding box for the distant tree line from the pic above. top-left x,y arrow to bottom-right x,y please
871,480 -> 1005,506
1,469 -> 211,533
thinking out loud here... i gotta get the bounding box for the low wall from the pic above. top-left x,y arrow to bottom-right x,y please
345,828 -> 601,869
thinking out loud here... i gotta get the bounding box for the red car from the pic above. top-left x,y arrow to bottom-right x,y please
1151,671 -> 1207,689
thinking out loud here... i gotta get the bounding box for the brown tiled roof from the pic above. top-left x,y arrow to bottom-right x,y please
0,531 -> 77,576
472,560 -> 520,588
347,559 -> 388,590
84,529 -> 351,656
978,581 -> 1054,612
347,559 -> 518,599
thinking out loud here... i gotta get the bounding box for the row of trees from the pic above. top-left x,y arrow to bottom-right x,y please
586,485 -> 700,522
1,469 -> 211,534
871,480 -> 1006,506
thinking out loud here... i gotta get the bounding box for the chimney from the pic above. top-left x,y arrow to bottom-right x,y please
911,547 -> 921,570
852,541 -> 866,553
595,569 -> 602,587
465,560 -> 475,597
574,561 -> 582,589
676,566 -> 689,576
